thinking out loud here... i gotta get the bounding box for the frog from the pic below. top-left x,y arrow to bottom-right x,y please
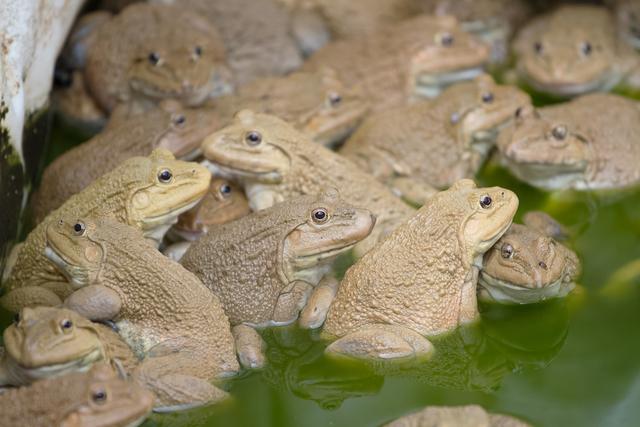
321,180 -> 518,361
0,363 -> 154,427
479,212 -> 581,304
385,404 -> 531,427
1,149 -> 210,313
496,93 -> 640,191
52,71 -> 109,132
46,216 -> 239,411
31,102 -> 219,223
512,5 -> 640,97
180,191 -> 375,335
302,14 -> 490,110
201,110 -> 415,256
610,0 -> 640,49
340,74 -> 531,205
0,307 -> 137,387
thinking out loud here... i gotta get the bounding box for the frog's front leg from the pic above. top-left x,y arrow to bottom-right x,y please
388,176 -> 437,207
64,284 -> 122,321
299,276 -> 339,329
232,324 -> 267,369
272,280 -> 314,325
459,267 -> 480,325
0,281 -> 71,312
244,183 -> 284,211
325,324 -> 434,361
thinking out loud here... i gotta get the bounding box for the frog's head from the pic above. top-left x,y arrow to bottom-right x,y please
155,101 -> 220,159
293,68 -> 370,146
3,307 -> 105,375
452,179 -> 518,257
63,364 -> 154,427
408,15 -> 490,96
480,223 -> 581,304
171,178 -> 251,241
201,110 -> 294,184
497,108 -> 591,190
282,189 -> 376,282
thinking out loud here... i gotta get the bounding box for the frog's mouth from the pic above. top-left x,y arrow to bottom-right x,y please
500,157 -> 587,191
522,72 -> 618,97
202,161 -> 284,184
6,346 -> 103,379
415,67 -> 485,98
478,273 -> 575,304
43,245 -> 95,290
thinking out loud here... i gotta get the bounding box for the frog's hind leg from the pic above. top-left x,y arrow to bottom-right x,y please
325,324 -> 434,361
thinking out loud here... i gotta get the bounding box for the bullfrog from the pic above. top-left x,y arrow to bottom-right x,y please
201,110 -> 414,256
479,213 -> 581,304
322,180 -> 518,361
302,14 -> 490,110
385,404 -> 531,427
31,103 -> 219,222
340,74 -> 531,204
47,216 -> 239,410
497,93 -> 640,191
0,363 -> 154,427
1,149 -> 210,312
0,307 -> 137,387
513,5 -> 640,96
181,191 -> 374,330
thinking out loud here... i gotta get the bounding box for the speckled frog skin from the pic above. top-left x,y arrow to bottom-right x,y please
385,404 -> 531,427
497,93 -> 640,191
1,149 -> 210,313
0,307 -> 137,387
201,110 -> 414,256
340,74 -> 531,203
0,364 -> 154,427
303,14 -> 489,110
322,180 -> 518,361
181,191 -> 375,327
47,217 -> 238,411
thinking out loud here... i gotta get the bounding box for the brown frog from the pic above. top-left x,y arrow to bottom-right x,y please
302,14 -> 490,110
0,363 -> 154,427
322,180 -> 518,361
31,103 -> 219,223
201,110 -> 414,256
497,93 -> 640,191
47,216 -> 239,411
1,149 -> 210,312
340,74 -> 531,204
385,404 -> 531,427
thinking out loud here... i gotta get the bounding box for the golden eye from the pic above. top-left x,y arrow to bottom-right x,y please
219,183 -> 232,197
60,319 -> 73,331
148,52 -> 160,65
327,92 -> 342,107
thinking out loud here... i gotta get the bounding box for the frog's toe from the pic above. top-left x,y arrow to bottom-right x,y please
232,325 -> 266,370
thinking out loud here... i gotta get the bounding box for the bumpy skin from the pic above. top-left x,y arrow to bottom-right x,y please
0,364 -> 154,427
48,217 -> 238,410
497,93 -> 640,190
384,404 -> 530,427
202,110 -> 414,255
181,192 -> 375,326
85,3 -> 231,113
1,149 -> 210,312
303,14 -> 489,110
159,0 -> 303,85
513,5 -> 639,96
322,180 -> 518,359
340,74 -> 531,197
32,105 -> 219,222
0,307 -> 137,387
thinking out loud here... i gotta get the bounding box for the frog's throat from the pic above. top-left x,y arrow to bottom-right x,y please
138,197 -> 203,233
416,66 -> 485,97
4,346 -> 104,381
43,235 -> 107,290
478,273 -> 574,304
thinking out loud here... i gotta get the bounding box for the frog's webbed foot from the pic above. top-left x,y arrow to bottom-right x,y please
388,176 -> 438,207
0,286 -> 63,313
64,284 -> 122,321
325,324 -> 434,361
232,325 -> 267,370
272,280 -> 314,325
299,276 -> 339,329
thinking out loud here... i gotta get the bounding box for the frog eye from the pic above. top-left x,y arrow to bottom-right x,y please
148,52 -> 161,65
538,261 -> 548,269
327,92 -> 342,107
245,131 -> 262,146
481,92 -> 494,103
551,125 -> 567,140
73,222 -> 86,236
172,114 -> 186,127
479,194 -> 492,209
311,208 -> 329,223
194,46 -> 203,57
219,183 -> 232,197
533,42 -> 543,54
92,389 -> 108,405
158,169 -> 173,183
60,319 -> 73,331
580,41 -> 592,56
501,243 -> 514,259
436,32 -> 454,47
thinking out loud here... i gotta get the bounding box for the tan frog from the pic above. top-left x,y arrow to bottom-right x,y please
340,74 -> 531,205
513,5 -> 640,96
31,103 -> 219,223
0,307 -> 137,387
201,110 -> 414,256
385,404 -> 531,427
497,93 -> 640,190
0,363 -> 154,427
479,213 -> 580,304
322,180 -> 518,361
302,14 -> 490,110
1,149 -> 210,312
47,216 -> 239,411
